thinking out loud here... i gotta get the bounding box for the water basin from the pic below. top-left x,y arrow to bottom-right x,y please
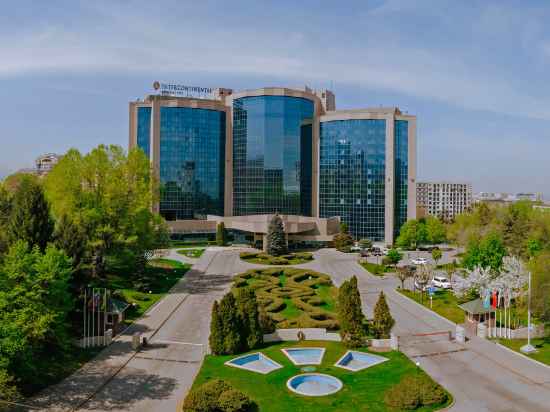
225,352 -> 283,374
281,347 -> 325,365
335,350 -> 388,372
287,373 -> 343,396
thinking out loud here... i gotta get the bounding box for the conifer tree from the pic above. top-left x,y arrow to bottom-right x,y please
337,276 -> 365,347
209,301 -> 225,355
333,222 -> 354,252
54,214 -> 87,270
235,287 -> 263,350
7,176 -> 53,251
266,214 -> 287,256
216,222 -> 227,246
372,291 -> 395,339
219,292 -> 243,354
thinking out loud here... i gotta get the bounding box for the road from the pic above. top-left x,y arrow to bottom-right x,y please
31,248 -> 550,412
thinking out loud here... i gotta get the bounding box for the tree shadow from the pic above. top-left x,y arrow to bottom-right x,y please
173,269 -> 233,295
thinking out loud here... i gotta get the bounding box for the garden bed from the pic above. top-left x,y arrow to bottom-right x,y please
232,267 -> 338,329
190,340 -> 451,412
398,289 -> 463,324
240,251 -> 314,265
177,248 -> 205,258
360,261 -> 392,276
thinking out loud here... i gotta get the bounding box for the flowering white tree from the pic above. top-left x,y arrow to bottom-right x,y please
452,256 -> 528,299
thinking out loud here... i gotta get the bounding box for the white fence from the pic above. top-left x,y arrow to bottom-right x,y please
264,328 -> 341,342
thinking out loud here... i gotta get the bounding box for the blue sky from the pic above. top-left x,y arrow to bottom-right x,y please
1,0 -> 550,197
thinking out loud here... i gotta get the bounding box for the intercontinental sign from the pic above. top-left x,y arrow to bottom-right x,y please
152,81 -> 212,98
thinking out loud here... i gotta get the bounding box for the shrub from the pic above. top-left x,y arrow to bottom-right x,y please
333,223 -> 354,252
338,276 -> 365,347
182,379 -> 256,412
258,307 -> 276,333
271,257 -> 289,265
240,252 -> 258,259
372,291 -> 395,339
216,222 -> 228,246
209,301 -> 225,355
384,375 -> 448,410
235,287 -> 263,350
182,379 -> 231,412
218,389 -> 255,412
209,293 -> 243,355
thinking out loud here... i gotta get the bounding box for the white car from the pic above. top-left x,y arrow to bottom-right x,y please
411,257 -> 428,265
432,275 -> 452,289
350,243 -> 361,252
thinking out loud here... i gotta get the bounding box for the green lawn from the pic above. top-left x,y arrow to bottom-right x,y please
360,261 -> 391,276
177,248 -> 205,258
93,258 -> 190,324
192,340 -> 451,412
496,337 -> 550,366
399,289 -> 464,324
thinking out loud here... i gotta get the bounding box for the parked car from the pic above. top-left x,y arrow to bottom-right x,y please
414,279 -> 429,291
411,257 -> 428,265
432,275 -> 452,289
360,249 -> 370,257
370,247 -> 383,256
350,242 -> 362,252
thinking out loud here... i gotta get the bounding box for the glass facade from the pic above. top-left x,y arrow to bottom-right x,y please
394,120 -> 409,237
159,107 -> 225,220
319,119 -> 387,241
136,107 -> 151,158
232,96 -> 314,216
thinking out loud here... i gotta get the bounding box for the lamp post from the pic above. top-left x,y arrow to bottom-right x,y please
521,270 -> 536,354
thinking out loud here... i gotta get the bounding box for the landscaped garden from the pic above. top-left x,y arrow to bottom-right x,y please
186,340 -> 452,412
177,248 -> 205,258
240,251 -> 313,265
232,267 -> 338,329
360,261 -> 392,276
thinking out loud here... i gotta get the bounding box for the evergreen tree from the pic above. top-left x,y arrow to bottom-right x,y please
54,214 -> 87,270
372,291 -> 395,338
209,301 -> 225,355
333,223 -> 354,252
216,222 -> 227,246
337,276 -> 365,347
266,214 -> 287,256
219,292 -> 243,354
7,176 -> 53,251
235,287 -> 263,350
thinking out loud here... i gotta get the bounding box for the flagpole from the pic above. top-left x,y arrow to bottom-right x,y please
521,271 -> 536,353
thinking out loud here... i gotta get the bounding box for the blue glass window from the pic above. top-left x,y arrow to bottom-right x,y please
319,119 -> 386,241
394,120 -> 408,237
159,107 -> 225,220
232,96 -> 314,216
137,107 -> 151,158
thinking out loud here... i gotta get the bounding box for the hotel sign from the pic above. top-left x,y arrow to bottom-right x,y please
153,81 -> 212,98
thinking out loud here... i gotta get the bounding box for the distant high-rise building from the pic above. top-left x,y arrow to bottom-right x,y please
416,182 -> 472,221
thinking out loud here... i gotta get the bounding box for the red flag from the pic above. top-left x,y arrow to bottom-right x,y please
491,290 -> 498,309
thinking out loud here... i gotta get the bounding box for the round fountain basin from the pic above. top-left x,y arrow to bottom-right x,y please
287,373 -> 343,396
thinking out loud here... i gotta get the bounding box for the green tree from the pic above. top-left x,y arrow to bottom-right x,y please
266,214 -> 287,256
44,145 -> 159,277
0,241 -> 73,390
396,219 -> 427,249
431,248 -> 443,266
359,238 -> 372,250
462,232 -> 507,271
216,222 -> 228,246
396,266 -> 414,289
7,176 -> 54,251
333,223 -> 354,252
235,287 -> 263,350
337,276 -> 365,347
209,301 -> 225,355
500,201 -> 532,257
54,214 -> 87,271
385,248 -> 402,268
529,252 -> 550,322
218,292 -> 243,355
0,184 -> 11,258
372,291 -> 395,338
425,216 -> 446,244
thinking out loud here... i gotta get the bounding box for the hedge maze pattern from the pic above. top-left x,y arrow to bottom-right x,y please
232,267 -> 339,330
239,251 -> 313,265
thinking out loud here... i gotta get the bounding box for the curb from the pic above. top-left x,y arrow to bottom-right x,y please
494,342 -> 550,371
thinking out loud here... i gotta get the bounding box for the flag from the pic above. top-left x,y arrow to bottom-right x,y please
492,290 -> 498,309
483,289 -> 491,308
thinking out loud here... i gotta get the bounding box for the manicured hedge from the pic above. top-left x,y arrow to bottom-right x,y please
232,267 -> 338,329
239,252 -> 313,265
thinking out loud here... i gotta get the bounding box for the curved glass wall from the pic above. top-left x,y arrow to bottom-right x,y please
159,107 -> 225,220
394,120 -> 409,237
319,119 -> 386,241
233,95 -> 314,216
136,107 -> 151,158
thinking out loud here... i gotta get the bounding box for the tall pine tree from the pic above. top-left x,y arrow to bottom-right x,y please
235,287 -> 263,350
219,292 -> 243,354
7,176 -> 53,251
209,301 -> 225,355
372,291 -> 395,339
337,276 -> 365,347
266,214 -> 287,256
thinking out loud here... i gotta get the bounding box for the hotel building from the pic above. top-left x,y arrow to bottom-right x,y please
416,181 -> 472,221
129,85 -> 416,246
